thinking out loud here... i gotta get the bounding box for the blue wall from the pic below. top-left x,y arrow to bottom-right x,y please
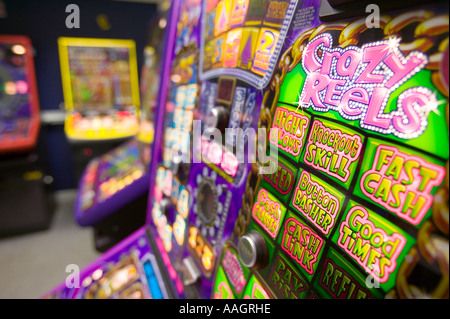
0,0 -> 158,189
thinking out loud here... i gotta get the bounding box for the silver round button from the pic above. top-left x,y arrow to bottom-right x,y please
238,231 -> 268,269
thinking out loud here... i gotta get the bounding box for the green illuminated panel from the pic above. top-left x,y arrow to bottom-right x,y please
266,252 -> 309,299
243,275 -> 272,299
261,155 -> 298,204
251,187 -> 287,240
354,138 -> 447,228
277,211 -> 326,281
214,243 -> 251,298
331,200 -> 416,292
213,266 -> 237,299
277,64 -> 449,159
300,118 -> 365,189
314,247 -> 385,299
289,168 -> 345,237
268,104 -> 311,163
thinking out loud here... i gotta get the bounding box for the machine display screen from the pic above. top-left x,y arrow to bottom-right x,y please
58,37 -> 140,140
0,35 -> 40,153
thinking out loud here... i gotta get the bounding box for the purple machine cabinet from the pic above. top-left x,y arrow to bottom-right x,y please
145,0 -> 300,299
42,226 -> 170,299
75,138 -> 151,227
74,138 -> 151,252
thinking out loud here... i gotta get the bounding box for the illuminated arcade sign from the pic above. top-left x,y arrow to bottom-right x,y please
332,200 -> 415,290
357,139 -> 446,226
291,170 -> 345,236
252,188 -> 287,238
297,33 -> 442,140
269,105 -> 310,159
280,213 -> 324,278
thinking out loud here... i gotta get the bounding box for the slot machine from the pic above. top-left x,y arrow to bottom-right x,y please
74,137 -> 150,252
58,37 -> 141,143
147,0 -> 449,300
0,35 -> 54,236
0,36 -> 40,154
57,37 -> 142,182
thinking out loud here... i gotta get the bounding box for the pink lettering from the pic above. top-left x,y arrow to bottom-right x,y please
384,53 -> 427,88
362,87 -> 391,129
355,44 -> 388,84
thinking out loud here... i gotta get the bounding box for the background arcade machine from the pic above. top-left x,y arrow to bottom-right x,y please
70,20 -> 169,253
145,0 -> 302,299
212,0 -> 449,299
58,37 -> 141,182
0,35 -> 54,236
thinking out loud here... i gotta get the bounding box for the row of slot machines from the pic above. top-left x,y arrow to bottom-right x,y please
44,0 -> 449,299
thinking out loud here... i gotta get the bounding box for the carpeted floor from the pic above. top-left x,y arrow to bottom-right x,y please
0,190 -> 100,299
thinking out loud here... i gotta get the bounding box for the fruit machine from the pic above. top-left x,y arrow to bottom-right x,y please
72,18 -> 169,253
146,0 -> 449,300
58,37 -> 141,182
42,226 -> 172,299
0,35 -> 40,154
211,0 -> 449,299
0,35 -> 54,236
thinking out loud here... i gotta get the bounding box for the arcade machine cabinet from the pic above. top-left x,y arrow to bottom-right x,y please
145,0 -> 449,300
0,35 -> 54,237
212,0 -> 450,300
75,138 -> 150,252
58,37 -> 142,182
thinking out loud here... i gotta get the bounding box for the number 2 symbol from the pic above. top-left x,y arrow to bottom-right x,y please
259,31 -> 275,54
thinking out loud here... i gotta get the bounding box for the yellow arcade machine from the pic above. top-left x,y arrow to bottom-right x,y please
58,37 -> 141,180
